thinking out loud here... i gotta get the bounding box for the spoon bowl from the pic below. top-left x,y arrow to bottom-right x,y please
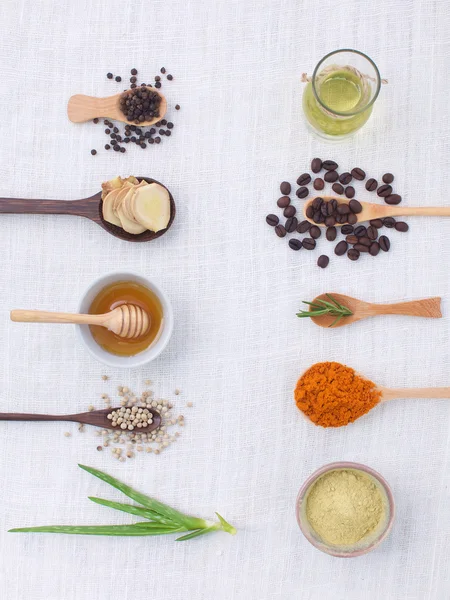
309,293 -> 442,328
0,406 -> 161,433
67,88 -> 167,127
0,177 -> 176,242
303,196 -> 450,227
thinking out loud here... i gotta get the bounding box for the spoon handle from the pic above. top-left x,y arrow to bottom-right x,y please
67,94 -> 106,122
0,197 -> 96,218
10,309 -> 105,326
386,206 -> 450,217
0,413 -> 72,423
381,387 -> 450,401
369,297 -> 442,318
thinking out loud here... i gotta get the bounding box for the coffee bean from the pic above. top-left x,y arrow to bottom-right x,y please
302,238 -> 316,250
365,178 -> 378,191
345,186 -> 355,198
341,225 -> 354,235
354,243 -> 369,253
90,149 -> 97,155
336,214 -> 347,224
349,199 -> 362,214
280,181 -> 291,195
332,183 -> 344,195
379,235 -> 390,251
313,178 -> 325,190
351,168 -> 366,180
326,226 -> 337,241
326,202 -> 334,216
275,225 -> 286,238
347,213 -> 358,225
346,235 -> 359,245
383,217 -> 396,228
324,171 -> 338,183
339,172 -> 352,185
369,242 -> 380,256
320,202 -> 329,217
306,205 -> 314,219
382,173 -> 394,184
354,225 -> 367,237
358,237 -> 372,247
330,199 -> 338,211
370,219 -> 383,228
107,72 -> 113,79
323,160 -> 338,171
311,158 -> 322,173
377,184 -> 393,197
284,205 -> 296,218
310,226 -> 321,239
317,255 -> 329,269
277,196 -> 290,208
385,194 -> 402,205
297,173 -> 311,186
289,239 -> 302,251
348,248 -> 360,261
296,187 -> 309,199
312,197 -> 323,211
285,217 -> 298,232
335,240 -> 348,256
325,216 -> 336,227
337,204 -> 350,215
395,221 -> 409,232
297,220 -> 311,233
367,226 -> 378,240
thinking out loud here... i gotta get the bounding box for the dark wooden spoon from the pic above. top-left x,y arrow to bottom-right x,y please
0,407 -> 161,433
0,177 -> 175,242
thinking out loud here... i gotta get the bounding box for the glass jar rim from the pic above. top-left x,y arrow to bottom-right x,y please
311,49 -> 381,117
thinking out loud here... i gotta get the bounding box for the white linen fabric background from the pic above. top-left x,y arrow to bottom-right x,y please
0,0 -> 449,598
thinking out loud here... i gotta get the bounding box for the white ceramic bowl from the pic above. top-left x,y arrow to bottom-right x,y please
76,272 -> 173,368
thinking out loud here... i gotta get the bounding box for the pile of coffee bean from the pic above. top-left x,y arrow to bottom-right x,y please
266,158 -> 408,268
89,67 -> 180,155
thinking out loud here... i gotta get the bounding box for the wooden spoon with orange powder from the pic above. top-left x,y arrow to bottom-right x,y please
294,362 -> 450,427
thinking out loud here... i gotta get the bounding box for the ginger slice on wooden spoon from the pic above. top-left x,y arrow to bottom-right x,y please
132,183 -> 171,232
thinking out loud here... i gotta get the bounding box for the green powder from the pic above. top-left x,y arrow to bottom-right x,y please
306,469 -> 385,547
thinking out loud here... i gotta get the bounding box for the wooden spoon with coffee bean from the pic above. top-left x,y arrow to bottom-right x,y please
67,87 -> 167,127
0,177 -> 175,242
309,293 -> 442,329
303,196 -> 450,227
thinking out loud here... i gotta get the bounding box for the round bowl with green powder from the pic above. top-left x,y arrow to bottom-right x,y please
296,462 -> 395,557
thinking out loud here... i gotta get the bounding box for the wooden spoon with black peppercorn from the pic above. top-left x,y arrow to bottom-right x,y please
0,177 -> 175,242
67,86 -> 167,127
303,196 -> 450,227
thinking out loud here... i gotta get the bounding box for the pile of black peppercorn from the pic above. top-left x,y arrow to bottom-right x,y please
89,67 -> 180,155
266,158 -> 408,268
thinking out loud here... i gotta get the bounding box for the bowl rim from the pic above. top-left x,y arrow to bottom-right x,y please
296,461 -> 395,558
75,271 -> 173,368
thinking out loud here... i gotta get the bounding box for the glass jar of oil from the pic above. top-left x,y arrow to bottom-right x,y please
88,280 -> 163,356
302,49 -> 381,139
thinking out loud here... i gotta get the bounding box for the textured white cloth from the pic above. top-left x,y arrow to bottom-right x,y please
0,0 -> 449,598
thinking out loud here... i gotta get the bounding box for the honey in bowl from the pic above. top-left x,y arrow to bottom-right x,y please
88,280 -> 163,356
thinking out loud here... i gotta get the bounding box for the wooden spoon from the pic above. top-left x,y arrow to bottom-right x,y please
67,87 -> 167,126
0,177 -> 176,242
303,196 -> 450,227
0,407 -> 161,433
309,293 -> 442,328
11,304 -> 150,339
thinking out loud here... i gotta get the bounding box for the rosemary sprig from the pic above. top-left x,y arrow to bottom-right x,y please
9,464 -> 236,541
296,294 -> 353,328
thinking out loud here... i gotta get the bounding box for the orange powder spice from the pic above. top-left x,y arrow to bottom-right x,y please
294,362 -> 381,427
